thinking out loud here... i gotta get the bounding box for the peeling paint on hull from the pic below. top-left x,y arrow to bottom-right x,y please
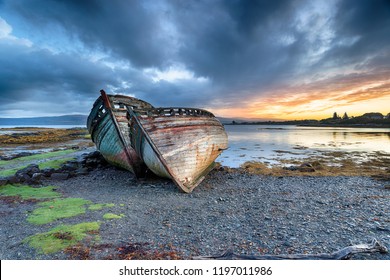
88,91 -> 229,193
87,92 -> 152,178
128,108 -> 228,193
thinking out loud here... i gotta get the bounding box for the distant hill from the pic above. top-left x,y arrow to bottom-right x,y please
217,117 -> 245,124
217,117 -> 285,124
0,115 -> 88,126
218,112 -> 390,128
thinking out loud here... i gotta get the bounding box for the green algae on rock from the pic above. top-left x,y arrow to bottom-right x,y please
0,149 -> 76,178
0,149 -> 75,167
88,203 -> 115,211
0,184 -> 61,200
23,222 -> 101,254
103,213 -> 125,220
38,157 -> 75,170
27,198 -> 93,225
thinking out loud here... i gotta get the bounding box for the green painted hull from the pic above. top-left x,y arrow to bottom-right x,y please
87,94 -> 150,177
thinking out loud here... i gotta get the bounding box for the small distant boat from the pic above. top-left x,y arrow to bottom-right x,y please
127,107 -> 228,193
87,90 -> 153,178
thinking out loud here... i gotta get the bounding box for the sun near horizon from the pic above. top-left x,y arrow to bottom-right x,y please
212,99 -> 390,121
211,80 -> 390,121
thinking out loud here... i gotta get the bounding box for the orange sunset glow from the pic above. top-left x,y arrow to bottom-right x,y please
211,70 -> 390,120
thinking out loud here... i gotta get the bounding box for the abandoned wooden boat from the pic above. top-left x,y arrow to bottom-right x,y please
127,107 -> 228,193
87,90 -> 153,178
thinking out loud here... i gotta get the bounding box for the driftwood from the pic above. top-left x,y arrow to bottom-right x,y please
194,239 -> 388,260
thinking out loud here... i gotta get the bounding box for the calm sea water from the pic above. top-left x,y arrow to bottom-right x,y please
218,125 -> 390,167
1,124 -> 389,168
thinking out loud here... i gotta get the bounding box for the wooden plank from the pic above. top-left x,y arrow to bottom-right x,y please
87,91 -> 148,178
136,112 -> 228,192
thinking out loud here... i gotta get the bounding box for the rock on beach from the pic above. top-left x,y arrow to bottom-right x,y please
3,165 -> 389,260
0,151 -> 389,260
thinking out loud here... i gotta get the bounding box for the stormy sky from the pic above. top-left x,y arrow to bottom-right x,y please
0,0 -> 389,119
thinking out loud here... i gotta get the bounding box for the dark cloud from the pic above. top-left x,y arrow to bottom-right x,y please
172,0 -> 302,84
0,42 -> 120,115
0,0 -> 389,117
317,0 -> 390,68
335,0 -> 390,41
224,0 -> 294,35
5,0 -> 173,69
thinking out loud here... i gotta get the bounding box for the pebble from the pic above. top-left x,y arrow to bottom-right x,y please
50,173 -> 69,180
1,162 -> 389,260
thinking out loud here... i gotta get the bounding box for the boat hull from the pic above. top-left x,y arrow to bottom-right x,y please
128,108 -> 228,192
87,93 -> 152,177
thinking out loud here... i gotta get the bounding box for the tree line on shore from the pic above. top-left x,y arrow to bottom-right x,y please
228,112 -> 390,127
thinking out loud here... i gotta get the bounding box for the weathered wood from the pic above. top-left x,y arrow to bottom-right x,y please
87,90 -> 153,178
89,90 -> 228,191
127,106 -> 228,193
194,239 -> 388,260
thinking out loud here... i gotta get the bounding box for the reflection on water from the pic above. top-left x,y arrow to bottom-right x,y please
218,125 -> 390,167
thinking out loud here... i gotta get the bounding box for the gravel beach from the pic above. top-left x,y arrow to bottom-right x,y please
1,164 -> 389,260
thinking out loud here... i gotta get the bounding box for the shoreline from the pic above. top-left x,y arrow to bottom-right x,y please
223,122 -> 390,128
